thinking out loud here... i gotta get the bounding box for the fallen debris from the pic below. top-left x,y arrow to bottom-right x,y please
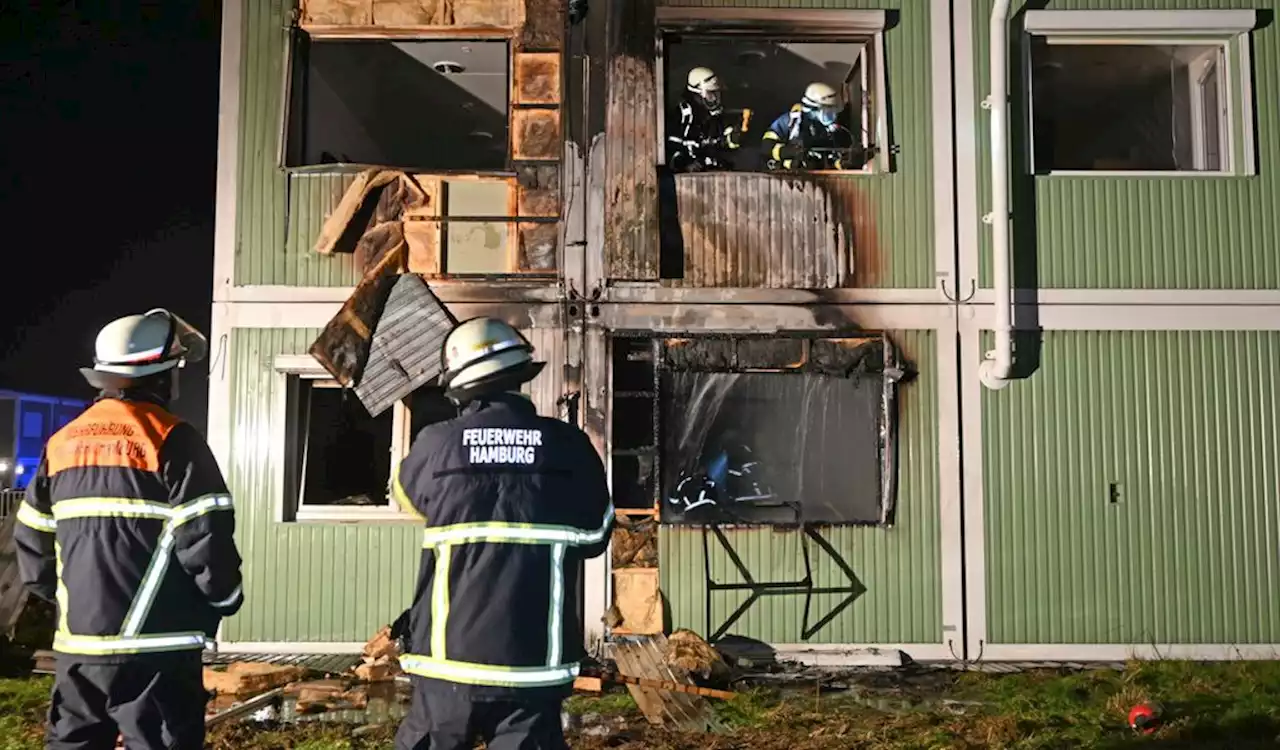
347,624 -> 403,683
0,512 -> 31,640
607,634 -> 720,732
665,629 -> 731,683
577,671 -> 736,701
610,518 -> 658,569
203,663 -> 309,696
205,688 -> 284,729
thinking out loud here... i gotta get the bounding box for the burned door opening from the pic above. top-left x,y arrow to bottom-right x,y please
608,333 -> 905,526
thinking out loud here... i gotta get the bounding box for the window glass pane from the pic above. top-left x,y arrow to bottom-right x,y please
290,40 -> 509,170
446,221 -> 511,273
295,380 -> 393,506
1031,42 -> 1225,172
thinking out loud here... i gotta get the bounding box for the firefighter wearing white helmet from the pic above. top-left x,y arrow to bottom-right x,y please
392,316 -> 613,750
15,308 -> 244,749
762,81 -> 857,170
667,66 -> 744,173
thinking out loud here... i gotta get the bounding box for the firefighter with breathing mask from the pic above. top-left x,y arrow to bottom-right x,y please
667,66 -> 744,172
391,317 -> 614,750
762,82 -> 859,170
15,309 -> 244,750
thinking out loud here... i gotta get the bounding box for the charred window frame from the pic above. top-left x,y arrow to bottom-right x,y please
279,29 -> 513,172
654,8 -> 893,174
1021,10 -> 1258,176
607,333 -> 905,527
273,355 -> 455,523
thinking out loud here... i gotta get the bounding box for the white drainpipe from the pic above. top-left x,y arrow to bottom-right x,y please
978,0 -> 1014,391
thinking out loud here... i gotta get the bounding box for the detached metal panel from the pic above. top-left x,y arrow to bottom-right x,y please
659,330 -> 941,644
222,325 -> 567,643
972,0 -> 1280,289
982,331 -> 1280,644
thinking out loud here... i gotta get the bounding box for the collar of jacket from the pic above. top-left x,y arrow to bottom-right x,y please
95,389 -> 170,410
461,391 -> 536,417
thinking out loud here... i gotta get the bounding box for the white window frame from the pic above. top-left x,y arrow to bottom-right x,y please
273,354 -> 419,523
1022,9 -> 1258,177
654,8 -> 892,174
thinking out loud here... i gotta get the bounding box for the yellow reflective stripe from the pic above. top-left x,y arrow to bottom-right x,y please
546,543 -> 566,667
431,544 -> 451,659
771,143 -> 784,161
17,502 -> 57,532
420,504 -> 614,548
54,631 -> 208,655
762,130 -> 779,140
392,465 -> 425,520
53,497 -> 172,521
55,541 -> 69,634
119,494 -> 232,637
120,531 -> 177,637
399,654 -> 579,688
171,494 -> 234,525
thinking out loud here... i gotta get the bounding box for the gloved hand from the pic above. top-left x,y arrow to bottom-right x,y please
778,143 -> 804,160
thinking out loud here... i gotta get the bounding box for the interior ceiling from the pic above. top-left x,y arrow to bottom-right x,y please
391,40 -> 508,114
666,39 -> 862,112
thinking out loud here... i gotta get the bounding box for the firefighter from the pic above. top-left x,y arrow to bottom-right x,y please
14,309 -> 244,750
392,317 -> 614,750
667,66 -> 742,172
761,82 -> 856,170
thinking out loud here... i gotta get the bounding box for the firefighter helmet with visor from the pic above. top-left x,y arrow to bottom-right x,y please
439,317 -> 545,403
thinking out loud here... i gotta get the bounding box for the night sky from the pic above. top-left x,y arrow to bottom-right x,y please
0,2 -> 223,431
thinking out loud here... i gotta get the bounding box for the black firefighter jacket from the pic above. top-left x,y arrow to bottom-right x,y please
392,392 -> 614,699
14,397 -> 245,662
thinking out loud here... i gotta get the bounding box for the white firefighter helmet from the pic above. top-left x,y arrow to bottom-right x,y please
81,309 -> 209,388
686,66 -> 723,108
801,82 -> 841,126
439,317 -> 545,402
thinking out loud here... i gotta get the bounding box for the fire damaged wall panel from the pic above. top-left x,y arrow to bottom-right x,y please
604,0 -> 660,279
352,274 -> 456,417
655,336 -> 901,527
661,173 -> 864,288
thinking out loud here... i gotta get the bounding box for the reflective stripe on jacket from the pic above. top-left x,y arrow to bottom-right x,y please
13,397 -> 244,661
395,393 -> 614,698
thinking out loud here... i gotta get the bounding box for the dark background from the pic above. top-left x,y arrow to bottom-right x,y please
0,2 -> 223,432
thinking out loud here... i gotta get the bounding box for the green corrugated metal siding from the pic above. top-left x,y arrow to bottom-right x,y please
657,0 -> 937,289
235,1 -> 364,287
659,330 -> 941,644
221,328 -> 419,642
983,331 -> 1280,644
222,325 -> 568,642
972,0 -> 1280,289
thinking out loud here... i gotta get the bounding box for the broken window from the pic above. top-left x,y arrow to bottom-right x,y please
284,37 -> 510,171
444,180 -> 515,274
1029,43 -> 1230,172
655,8 -> 892,175
280,363 -> 458,521
610,334 -> 904,526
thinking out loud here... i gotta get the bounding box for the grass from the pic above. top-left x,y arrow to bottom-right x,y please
1,661 -> 1279,748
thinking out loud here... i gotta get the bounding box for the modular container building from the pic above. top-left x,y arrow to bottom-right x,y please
208,0 -> 1280,662
0,390 -> 88,493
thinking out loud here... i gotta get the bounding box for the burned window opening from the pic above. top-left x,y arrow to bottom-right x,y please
609,338 -> 661,511
661,34 -> 880,174
657,335 -> 902,527
608,333 -> 906,527
284,37 -> 510,171
287,378 -> 394,508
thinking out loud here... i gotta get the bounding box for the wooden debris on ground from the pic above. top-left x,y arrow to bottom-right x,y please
607,634 -> 720,732
285,678 -> 370,714
202,662 -> 309,696
348,624 -> 403,683
204,687 -> 284,728
575,671 -> 736,701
